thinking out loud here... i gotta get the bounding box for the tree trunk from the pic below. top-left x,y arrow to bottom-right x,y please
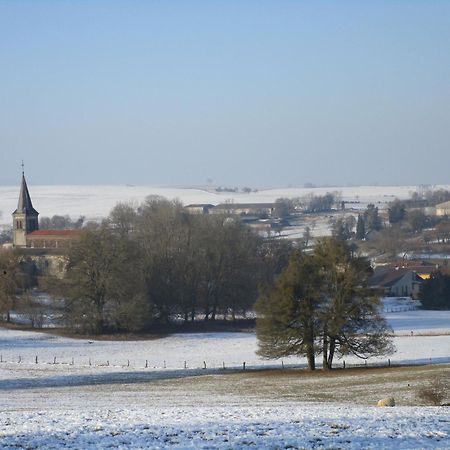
306,344 -> 316,370
327,337 -> 336,369
306,322 -> 316,370
322,327 -> 329,370
322,347 -> 330,369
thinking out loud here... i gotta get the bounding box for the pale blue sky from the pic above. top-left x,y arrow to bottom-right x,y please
1,1 -> 449,187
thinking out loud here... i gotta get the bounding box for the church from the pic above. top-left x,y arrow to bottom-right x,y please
12,170 -> 81,250
11,169 -> 81,277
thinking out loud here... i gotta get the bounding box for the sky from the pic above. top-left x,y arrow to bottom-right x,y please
0,1 -> 449,188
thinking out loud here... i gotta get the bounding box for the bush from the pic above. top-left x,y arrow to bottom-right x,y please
417,375 -> 449,406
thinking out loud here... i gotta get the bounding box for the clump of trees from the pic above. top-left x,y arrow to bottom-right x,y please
388,200 -> 406,225
56,197 -> 291,334
306,193 -> 338,213
0,249 -> 21,322
364,204 -> 382,232
410,188 -> 450,207
40,215 -> 85,230
255,238 -> 394,370
331,216 -> 356,241
0,249 -> 35,323
0,228 -> 12,245
420,272 -> 450,310
355,214 -> 365,239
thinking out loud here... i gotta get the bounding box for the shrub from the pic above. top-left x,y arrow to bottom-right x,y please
417,375 -> 449,406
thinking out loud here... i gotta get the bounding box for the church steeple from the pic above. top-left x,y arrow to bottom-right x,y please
14,173 -> 39,216
12,165 -> 39,247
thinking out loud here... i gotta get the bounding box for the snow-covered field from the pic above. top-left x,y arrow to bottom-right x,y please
0,304 -> 449,448
1,183 -> 446,226
1,404 -> 449,449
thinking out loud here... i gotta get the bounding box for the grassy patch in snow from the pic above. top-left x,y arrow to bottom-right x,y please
154,364 -> 450,407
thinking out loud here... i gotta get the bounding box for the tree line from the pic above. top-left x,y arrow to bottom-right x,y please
49,197 -> 291,334
1,201 -> 397,370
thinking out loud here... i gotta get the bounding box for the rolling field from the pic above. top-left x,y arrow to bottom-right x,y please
0,304 -> 449,449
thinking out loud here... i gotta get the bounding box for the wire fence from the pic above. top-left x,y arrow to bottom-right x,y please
0,354 -> 442,372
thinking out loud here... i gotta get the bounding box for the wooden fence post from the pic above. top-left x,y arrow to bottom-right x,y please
243,362 -> 246,370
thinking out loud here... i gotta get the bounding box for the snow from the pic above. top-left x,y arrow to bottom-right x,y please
0,304 -> 449,448
387,310 -> 450,335
0,405 -> 448,449
2,183 -> 448,226
382,296 -> 421,313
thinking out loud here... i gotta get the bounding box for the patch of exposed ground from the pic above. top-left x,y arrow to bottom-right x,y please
151,364 -> 450,407
4,364 -> 448,412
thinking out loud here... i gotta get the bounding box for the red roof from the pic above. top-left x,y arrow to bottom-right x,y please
27,229 -> 82,237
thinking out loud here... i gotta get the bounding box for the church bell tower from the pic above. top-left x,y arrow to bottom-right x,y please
12,164 -> 39,247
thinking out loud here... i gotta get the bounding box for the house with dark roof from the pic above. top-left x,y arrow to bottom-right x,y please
369,266 -> 429,298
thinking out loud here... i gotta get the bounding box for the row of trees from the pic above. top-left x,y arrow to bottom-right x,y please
40,215 -> 85,230
410,188 -> 450,207
53,197 -> 291,334
334,201 -> 449,246
274,192 -> 341,218
255,238 -> 393,370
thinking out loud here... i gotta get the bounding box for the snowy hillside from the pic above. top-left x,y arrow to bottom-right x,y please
1,183 -> 447,226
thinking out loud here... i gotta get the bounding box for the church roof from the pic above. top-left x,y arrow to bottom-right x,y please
13,174 -> 39,216
27,230 -> 82,237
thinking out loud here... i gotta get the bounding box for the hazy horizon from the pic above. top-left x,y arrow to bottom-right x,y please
1,2 -> 449,187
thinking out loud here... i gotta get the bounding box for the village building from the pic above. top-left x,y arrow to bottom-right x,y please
369,262 -> 437,299
210,203 -> 276,217
436,200 -> 450,217
184,204 -> 215,214
11,170 -> 81,277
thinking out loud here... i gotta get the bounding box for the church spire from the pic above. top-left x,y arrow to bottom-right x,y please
14,165 -> 38,215
12,164 -> 39,247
